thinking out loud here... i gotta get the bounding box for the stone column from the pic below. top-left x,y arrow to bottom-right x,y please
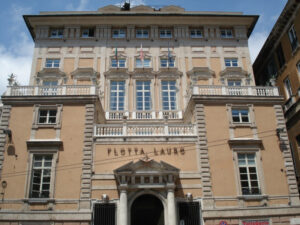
167,188 -> 176,225
119,189 -> 128,225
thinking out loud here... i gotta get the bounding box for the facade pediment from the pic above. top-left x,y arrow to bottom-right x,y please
220,67 -> 248,78
37,68 -> 66,78
104,68 -> 130,79
156,68 -> 182,78
187,67 -> 215,80
71,67 -> 99,84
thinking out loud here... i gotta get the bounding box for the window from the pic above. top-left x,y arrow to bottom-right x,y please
160,29 -> 172,38
162,80 -> 176,110
110,81 -> 125,111
232,109 -> 250,123
160,58 -> 175,68
50,29 -> 63,38
43,81 -> 58,86
136,81 -> 151,110
190,29 -> 203,38
297,61 -> 300,74
296,135 -> 300,148
288,25 -> 298,52
136,58 -> 150,68
238,153 -> 260,195
225,58 -> 238,67
284,77 -> 293,99
38,109 -> 57,124
81,28 -> 94,38
136,29 -> 149,38
45,59 -> 60,68
30,155 -> 53,198
111,59 -> 126,68
276,44 -> 285,68
178,202 -> 201,225
228,80 -> 241,86
267,57 -> 278,78
94,203 -> 116,225
220,28 -> 233,38
112,29 -> 126,38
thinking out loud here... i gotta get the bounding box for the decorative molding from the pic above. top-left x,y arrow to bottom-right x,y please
71,67 -> 99,84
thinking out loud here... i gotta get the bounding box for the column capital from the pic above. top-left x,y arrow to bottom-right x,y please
166,183 -> 176,190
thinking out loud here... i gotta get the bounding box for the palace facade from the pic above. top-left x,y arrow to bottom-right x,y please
0,3 -> 300,225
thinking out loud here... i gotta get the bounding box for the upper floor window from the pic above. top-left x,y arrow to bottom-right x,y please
30,155 -> 53,198
296,135 -> 300,148
220,28 -> 233,38
267,57 -> 278,78
136,29 -> 149,38
136,58 -> 151,68
136,81 -> 151,110
288,25 -> 298,52
111,59 -> 126,68
81,28 -> 95,38
112,29 -> 126,38
225,58 -> 238,67
160,29 -> 172,38
43,81 -> 58,86
110,81 -> 125,111
276,44 -> 285,69
232,109 -> 249,123
45,59 -> 60,68
297,61 -> 300,75
38,109 -> 57,124
162,80 -> 176,110
190,29 -> 203,38
50,28 -> 63,38
228,80 -> 241,86
284,77 -> 292,99
238,153 -> 260,195
160,58 -> 175,68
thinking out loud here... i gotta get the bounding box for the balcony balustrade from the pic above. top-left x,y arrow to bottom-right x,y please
4,85 -> 98,96
105,110 -> 183,120
94,123 -> 196,137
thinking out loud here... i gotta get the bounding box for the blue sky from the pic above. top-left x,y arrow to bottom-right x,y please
0,0 -> 287,95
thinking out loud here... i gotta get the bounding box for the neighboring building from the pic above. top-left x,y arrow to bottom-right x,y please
253,0 -> 300,191
0,4 -> 300,225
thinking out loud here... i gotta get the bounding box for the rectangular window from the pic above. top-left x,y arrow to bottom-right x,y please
136,29 -> 149,38
160,29 -> 172,38
238,153 -> 260,195
136,59 -> 150,68
178,202 -> 201,225
228,80 -> 241,86
38,109 -> 57,124
136,81 -> 151,110
112,29 -> 126,38
30,155 -> 53,198
45,59 -> 60,68
190,29 -> 203,38
296,135 -> 300,148
276,44 -> 285,68
160,58 -> 175,68
284,77 -> 293,99
111,59 -> 126,68
220,28 -> 233,38
232,109 -> 250,123
225,58 -> 238,67
50,29 -> 63,38
81,28 -> 94,38
162,81 -> 176,110
110,81 -> 125,111
288,25 -> 298,52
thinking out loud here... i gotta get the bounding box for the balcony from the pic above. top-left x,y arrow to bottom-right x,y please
4,85 -> 98,96
191,85 -> 279,97
94,123 -> 196,137
105,111 -> 183,120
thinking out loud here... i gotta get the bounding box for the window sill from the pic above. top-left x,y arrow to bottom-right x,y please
230,122 -> 253,128
237,194 -> 268,201
23,198 -> 55,204
32,124 -> 60,129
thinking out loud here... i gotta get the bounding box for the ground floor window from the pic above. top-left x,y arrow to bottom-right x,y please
178,202 -> 201,225
93,203 -> 116,225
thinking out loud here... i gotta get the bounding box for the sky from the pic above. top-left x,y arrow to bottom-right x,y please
0,0 -> 288,95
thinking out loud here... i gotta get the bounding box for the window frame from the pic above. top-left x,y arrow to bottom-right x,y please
32,104 -> 63,129
160,58 -> 175,68
136,58 -> 151,68
220,28 -> 234,38
136,28 -> 149,39
111,58 -> 126,68
288,24 -> 298,52
49,28 -> 64,38
112,29 -> 126,39
227,79 -> 242,86
297,61 -> 300,75
227,104 -> 256,128
224,58 -> 238,67
81,28 -> 95,38
136,80 -> 152,111
109,80 -> 126,111
190,28 -> 203,38
161,80 -> 177,111
159,29 -> 172,39
284,77 -> 293,99
45,59 -> 60,68
231,109 -> 250,124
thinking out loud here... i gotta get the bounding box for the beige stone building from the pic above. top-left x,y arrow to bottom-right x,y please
0,3 -> 300,225
253,0 -> 300,192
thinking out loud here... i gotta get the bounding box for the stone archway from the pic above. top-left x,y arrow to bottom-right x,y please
131,194 -> 164,225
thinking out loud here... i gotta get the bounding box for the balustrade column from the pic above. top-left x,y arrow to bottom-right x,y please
119,189 -> 128,225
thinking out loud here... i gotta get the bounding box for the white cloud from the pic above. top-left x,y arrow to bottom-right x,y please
248,31 -> 268,64
66,0 -> 89,11
0,34 -> 33,96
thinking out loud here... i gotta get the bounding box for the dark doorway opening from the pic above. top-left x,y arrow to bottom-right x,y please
131,194 -> 164,225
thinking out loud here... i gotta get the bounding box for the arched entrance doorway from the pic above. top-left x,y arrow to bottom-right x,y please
131,194 -> 164,225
